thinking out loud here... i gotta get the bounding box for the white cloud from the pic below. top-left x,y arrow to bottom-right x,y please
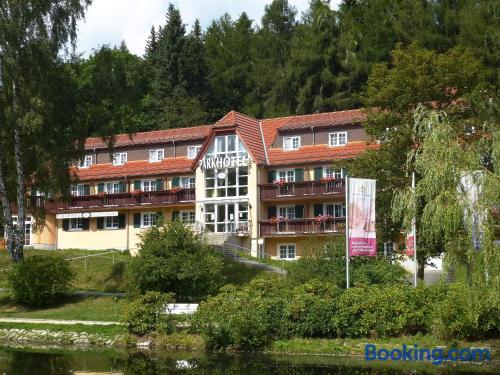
76,0 -> 340,57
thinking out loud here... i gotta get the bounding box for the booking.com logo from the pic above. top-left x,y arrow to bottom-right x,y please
365,344 -> 492,365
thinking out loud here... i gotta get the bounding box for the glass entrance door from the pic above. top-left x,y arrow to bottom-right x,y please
204,203 -> 248,233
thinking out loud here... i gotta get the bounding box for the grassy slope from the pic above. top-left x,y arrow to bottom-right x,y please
0,248 -> 130,292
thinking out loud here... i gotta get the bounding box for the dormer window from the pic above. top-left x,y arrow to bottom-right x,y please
187,145 -> 201,159
79,155 -> 92,168
283,136 -> 300,151
149,149 -> 164,163
113,152 -> 127,166
329,131 -> 347,147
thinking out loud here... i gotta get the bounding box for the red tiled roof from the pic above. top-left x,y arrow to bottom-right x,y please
279,109 -> 365,131
72,157 -> 193,181
84,125 -> 213,149
266,141 -> 373,166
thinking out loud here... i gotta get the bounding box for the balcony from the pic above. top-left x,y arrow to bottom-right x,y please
30,188 -> 195,212
259,179 -> 344,201
260,218 -> 346,236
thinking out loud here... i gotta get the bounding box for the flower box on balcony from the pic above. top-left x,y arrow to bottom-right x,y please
170,187 -> 182,193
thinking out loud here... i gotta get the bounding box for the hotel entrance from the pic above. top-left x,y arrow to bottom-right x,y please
204,202 -> 249,234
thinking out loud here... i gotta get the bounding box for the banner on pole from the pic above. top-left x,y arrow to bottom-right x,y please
348,178 -> 377,256
459,172 -> 484,251
405,226 -> 415,256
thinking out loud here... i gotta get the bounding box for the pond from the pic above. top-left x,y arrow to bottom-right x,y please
0,347 -> 496,374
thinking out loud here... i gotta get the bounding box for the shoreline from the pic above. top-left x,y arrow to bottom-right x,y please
0,322 -> 497,368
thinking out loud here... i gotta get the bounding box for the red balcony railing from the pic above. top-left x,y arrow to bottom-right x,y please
30,188 -> 195,212
259,217 -> 346,236
259,179 -> 344,200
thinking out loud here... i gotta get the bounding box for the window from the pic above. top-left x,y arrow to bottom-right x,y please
180,176 -> 195,189
141,213 -> 158,228
278,169 -> 295,182
113,152 -> 127,166
79,155 -> 92,168
329,132 -> 347,147
180,211 -> 196,224
187,145 -> 201,159
105,181 -> 122,194
325,203 -> 346,218
384,242 -> 396,256
149,149 -> 164,162
69,218 -> 83,231
279,244 -> 296,260
105,216 -> 119,229
278,205 -> 295,219
204,202 -> 248,233
142,180 -> 158,192
71,184 -> 88,196
205,166 -> 248,198
283,136 -> 300,151
324,168 -> 343,179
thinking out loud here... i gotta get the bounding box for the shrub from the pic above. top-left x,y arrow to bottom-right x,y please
433,282 -> 500,339
126,220 -> 225,301
283,280 -> 341,337
194,275 -> 288,350
287,237 -> 409,288
8,255 -> 74,306
122,291 -> 175,336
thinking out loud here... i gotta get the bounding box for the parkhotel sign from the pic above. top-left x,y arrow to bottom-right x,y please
199,155 -> 249,172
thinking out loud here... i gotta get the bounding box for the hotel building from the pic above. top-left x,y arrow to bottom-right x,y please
20,109 -> 372,259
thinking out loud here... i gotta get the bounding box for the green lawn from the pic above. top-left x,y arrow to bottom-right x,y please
0,293 -> 126,321
0,248 -> 130,292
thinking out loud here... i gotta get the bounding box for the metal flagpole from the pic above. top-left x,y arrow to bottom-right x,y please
412,171 -> 417,287
345,175 -> 350,289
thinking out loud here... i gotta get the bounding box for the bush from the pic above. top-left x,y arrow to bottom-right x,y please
433,282 -> 500,339
287,237 -> 409,288
122,291 -> 175,336
283,280 -> 341,337
8,255 -> 74,306
126,220 -> 225,301
194,275 -> 288,350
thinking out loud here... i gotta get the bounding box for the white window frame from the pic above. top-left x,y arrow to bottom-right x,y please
71,184 -> 87,197
141,179 -> 158,192
187,145 -> 202,159
180,210 -> 196,224
324,167 -> 343,179
278,243 -> 296,260
180,176 -> 196,189
105,181 -> 122,194
384,242 -> 396,256
113,152 -> 127,166
283,136 -> 300,151
104,216 -> 119,230
278,205 -> 296,219
329,132 -> 347,147
79,155 -> 93,168
69,218 -> 84,231
141,212 -> 158,228
277,169 -> 295,182
149,149 -> 164,163
324,203 -> 346,218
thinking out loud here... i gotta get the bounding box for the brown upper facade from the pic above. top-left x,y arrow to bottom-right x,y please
73,109 -> 370,181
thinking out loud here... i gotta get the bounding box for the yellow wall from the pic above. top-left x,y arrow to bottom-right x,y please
263,235 -> 334,259
32,214 -> 57,250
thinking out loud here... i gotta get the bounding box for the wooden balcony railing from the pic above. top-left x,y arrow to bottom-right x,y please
259,179 -> 344,200
29,188 -> 195,212
260,218 -> 346,236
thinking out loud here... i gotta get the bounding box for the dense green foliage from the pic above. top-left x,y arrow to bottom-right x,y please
195,274 -> 499,350
122,291 -> 175,336
8,256 -> 75,307
287,237 -> 409,287
126,221 -> 225,301
71,0 -> 498,135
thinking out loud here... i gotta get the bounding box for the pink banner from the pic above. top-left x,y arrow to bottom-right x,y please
405,234 -> 415,256
348,178 -> 377,256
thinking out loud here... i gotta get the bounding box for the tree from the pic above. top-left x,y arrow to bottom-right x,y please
0,0 -> 91,262
353,44 -> 492,279
126,220 -> 225,301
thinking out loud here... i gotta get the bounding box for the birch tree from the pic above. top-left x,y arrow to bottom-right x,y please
0,0 -> 91,262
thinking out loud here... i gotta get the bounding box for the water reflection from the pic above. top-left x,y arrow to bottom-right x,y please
0,347 -> 495,375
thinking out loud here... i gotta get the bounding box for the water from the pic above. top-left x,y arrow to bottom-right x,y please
0,347 -> 496,374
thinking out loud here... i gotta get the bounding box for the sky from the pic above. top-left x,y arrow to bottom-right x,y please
76,0 -> 340,57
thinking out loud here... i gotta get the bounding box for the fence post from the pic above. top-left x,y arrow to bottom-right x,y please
84,257 -> 87,271
113,252 -> 115,264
